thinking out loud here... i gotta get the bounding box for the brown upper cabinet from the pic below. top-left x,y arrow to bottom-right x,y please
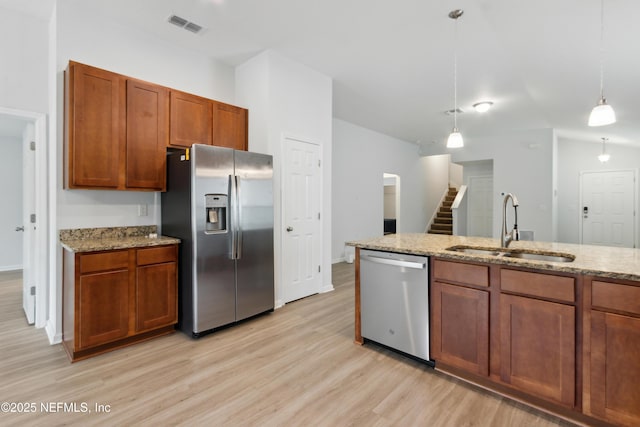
65,61 -> 125,189
169,90 -> 213,148
65,61 -> 168,191
65,60 -> 249,191
167,94 -> 248,150
126,79 -> 169,190
212,100 -> 248,151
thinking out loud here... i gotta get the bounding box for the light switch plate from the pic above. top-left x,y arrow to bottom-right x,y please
138,204 -> 148,216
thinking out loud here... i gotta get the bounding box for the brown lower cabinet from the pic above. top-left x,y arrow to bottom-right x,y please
431,281 -> 489,376
431,258 -> 586,421
63,245 -> 178,362
499,293 -> 576,407
431,258 -> 640,426
585,278 -> 640,426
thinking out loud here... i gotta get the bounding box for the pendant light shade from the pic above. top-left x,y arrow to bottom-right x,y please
589,98 -> 616,127
447,128 -> 464,148
598,137 -> 611,162
589,0 -> 616,127
447,9 -> 464,148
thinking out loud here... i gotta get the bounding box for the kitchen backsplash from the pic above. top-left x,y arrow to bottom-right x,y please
59,225 -> 157,241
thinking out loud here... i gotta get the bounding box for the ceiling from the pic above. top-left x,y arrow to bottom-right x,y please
2,0 -> 640,148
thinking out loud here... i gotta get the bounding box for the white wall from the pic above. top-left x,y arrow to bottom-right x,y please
557,138 -> 640,245
236,50 -> 333,300
0,7 -> 49,114
0,135 -> 23,270
332,119 -> 426,262
421,128 -> 555,241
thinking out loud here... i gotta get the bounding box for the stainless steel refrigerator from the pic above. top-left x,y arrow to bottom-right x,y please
161,144 -> 274,338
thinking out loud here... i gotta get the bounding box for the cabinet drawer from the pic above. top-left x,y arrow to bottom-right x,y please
79,250 -> 129,274
592,281 -> 640,315
501,269 -> 574,302
137,245 -> 177,266
434,259 -> 489,287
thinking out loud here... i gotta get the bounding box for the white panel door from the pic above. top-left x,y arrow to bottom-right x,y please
22,123 -> 35,324
467,176 -> 493,237
282,137 -> 322,303
581,170 -> 636,248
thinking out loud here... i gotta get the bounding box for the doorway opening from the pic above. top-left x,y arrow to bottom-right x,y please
383,173 -> 400,234
0,108 -> 48,327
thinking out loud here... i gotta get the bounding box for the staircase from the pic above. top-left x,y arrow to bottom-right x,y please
428,187 -> 458,235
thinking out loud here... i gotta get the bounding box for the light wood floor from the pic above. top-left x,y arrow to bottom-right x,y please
0,265 -> 576,426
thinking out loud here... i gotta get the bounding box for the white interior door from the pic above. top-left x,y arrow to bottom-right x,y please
22,123 -> 36,324
282,137 -> 322,303
467,176 -> 493,237
581,170 -> 636,248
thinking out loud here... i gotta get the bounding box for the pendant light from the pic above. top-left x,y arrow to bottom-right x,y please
598,137 -> 611,162
588,0 -> 616,127
447,9 -> 464,148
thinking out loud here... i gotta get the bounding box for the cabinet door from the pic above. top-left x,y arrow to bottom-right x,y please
78,270 -> 130,349
590,311 -> 640,426
67,62 -> 124,188
431,281 -> 489,376
500,294 -> 575,407
126,79 -> 168,190
169,90 -> 212,147
136,262 -> 177,332
212,101 -> 248,150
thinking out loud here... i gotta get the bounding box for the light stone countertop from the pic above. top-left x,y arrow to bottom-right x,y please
59,225 -> 180,253
348,233 -> 640,282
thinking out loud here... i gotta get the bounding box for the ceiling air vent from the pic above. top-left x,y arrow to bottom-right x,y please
167,14 -> 205,34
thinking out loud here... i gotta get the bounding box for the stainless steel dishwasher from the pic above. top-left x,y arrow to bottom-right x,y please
360,249 -> 430,362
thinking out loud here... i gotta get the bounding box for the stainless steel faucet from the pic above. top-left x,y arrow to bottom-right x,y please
502,193 -> 520,248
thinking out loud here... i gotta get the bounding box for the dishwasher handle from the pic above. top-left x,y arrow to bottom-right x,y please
361,254 -> 426,270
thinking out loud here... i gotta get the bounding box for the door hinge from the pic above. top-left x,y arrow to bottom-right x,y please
318,265 -> 321,273
30,214 -> 36,223
318,159 -> 321,167
30,141 -> 35,151
30,286 -> 35,296
317,212 -> 320,220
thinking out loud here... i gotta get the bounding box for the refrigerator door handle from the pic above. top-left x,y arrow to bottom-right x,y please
236,175 -> 243,260
229,174 -> 237,260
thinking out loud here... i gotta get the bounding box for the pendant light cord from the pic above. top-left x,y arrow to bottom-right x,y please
599,0 -> 605,99
453,15 -> 458,128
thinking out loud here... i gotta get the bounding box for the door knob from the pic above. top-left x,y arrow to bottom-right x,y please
286,226 -> 293,232
15,226 -> 24,232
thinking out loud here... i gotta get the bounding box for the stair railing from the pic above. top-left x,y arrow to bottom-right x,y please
451,185 -> 468,236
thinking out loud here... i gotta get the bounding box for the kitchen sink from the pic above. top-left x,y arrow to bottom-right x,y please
446,246 -> 502,256
502,251 -> 575,263
445,245 -> 575,263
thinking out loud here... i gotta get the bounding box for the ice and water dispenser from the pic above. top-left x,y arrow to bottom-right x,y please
205,194 -> 227,233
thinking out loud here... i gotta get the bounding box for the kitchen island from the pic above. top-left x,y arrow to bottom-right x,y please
349,233 -> 640,427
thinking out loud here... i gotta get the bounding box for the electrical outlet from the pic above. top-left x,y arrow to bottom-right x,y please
138,204 -> 148,216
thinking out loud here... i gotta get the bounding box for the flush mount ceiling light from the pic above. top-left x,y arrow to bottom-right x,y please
588,0 -> 616,127
598,137 -> 611,162
472,101 -> 493,113
446,9 -> 464,148
167,14 -> 205,34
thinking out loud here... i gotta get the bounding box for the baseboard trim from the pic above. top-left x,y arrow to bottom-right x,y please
0,265 -> 22,272
45,320 -> 62,345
